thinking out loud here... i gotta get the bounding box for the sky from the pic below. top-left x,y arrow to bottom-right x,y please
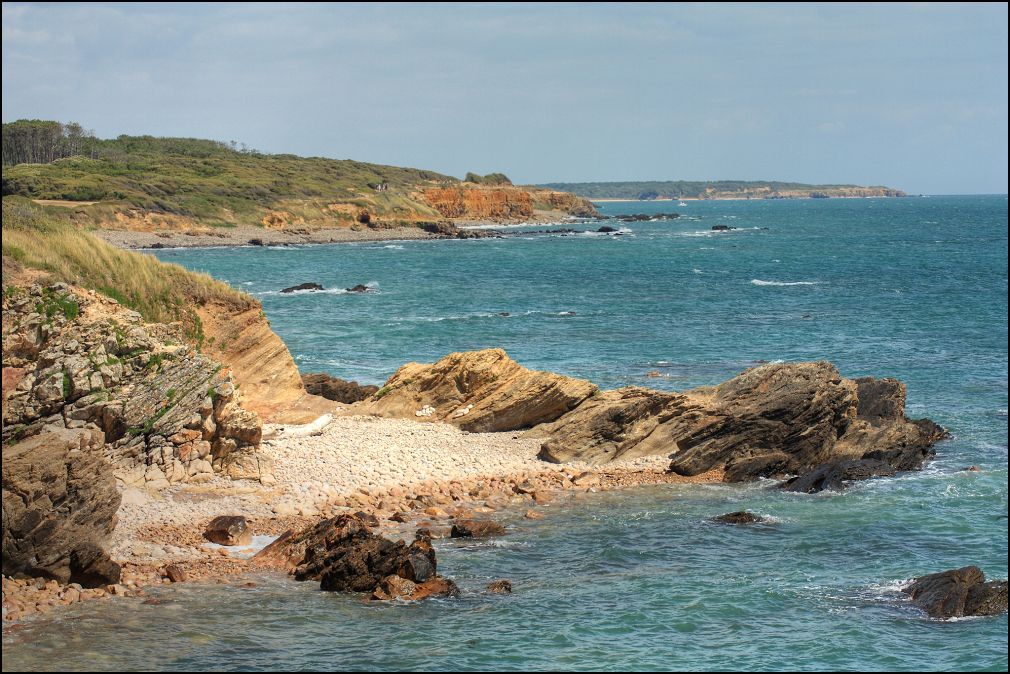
2,2 -> 1007,194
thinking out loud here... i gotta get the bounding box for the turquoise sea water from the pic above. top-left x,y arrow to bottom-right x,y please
4,196 -> 1007,671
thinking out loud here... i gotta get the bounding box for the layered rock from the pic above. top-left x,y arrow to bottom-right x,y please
420,185 -> 597,221
534,361 -> 945,485
902,566 -> 1008,619
360,349 -> 598,433
302,373 -> 379,404
2,427 -> 121,587
2,283 -> 267,490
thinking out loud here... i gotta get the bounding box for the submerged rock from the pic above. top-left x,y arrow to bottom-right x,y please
203,515 -> 252,546
487,580 -> 513,594
302,373 -> 379,403
450,519 -> 506,538
280,283 -> 323,293
902,566 -> 1008,619
712,511 -> 766,525
346,284 -> 370,293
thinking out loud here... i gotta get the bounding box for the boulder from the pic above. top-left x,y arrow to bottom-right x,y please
902,566 -> 1008,619
302,373 -> 379,403
361,348 -> 597,432
2,427 -> 121,587
164,564 -> 188,583
346,284 -> 370,293
280,283 -> 324,293
487,579 -> 513,594
780,459 -> 896,493
288,516 -> 457,600
203,515 -> 252,546
712,511 -> 766,525
450,519 -> 506,538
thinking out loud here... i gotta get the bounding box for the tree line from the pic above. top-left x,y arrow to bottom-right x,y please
2,119 -> 98,166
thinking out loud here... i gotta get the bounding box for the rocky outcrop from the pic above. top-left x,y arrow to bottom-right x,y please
450,520 -> 506,538
280,283 -> 323,293
421,185 -> 597,221
302,373 -> 379,403
712,511 -> 766,525
2,283 -> 267,490
902,567 -> 1008,619
203,515 -> 252,546
534,361 -> 945,485
284,514 -> 459,600
2,427 -> 121,587
360,349 -> 597,432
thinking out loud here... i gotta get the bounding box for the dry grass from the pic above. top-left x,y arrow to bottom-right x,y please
2,197 -> 255,332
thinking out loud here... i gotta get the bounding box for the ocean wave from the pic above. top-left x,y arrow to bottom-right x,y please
750,279 -> 823,286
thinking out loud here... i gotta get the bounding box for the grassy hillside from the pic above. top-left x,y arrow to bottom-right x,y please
1,134 -> 457,228
538,180 -> 907,200
1,197 -> 255,333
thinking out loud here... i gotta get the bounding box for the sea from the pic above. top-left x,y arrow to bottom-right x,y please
3,195 -> 1007,671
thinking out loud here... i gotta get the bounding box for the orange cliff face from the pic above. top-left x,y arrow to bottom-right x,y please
422,186 -> 534,219
420,186 -> 598,220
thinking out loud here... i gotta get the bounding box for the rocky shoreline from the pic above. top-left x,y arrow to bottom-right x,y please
2,283 -> 1004,629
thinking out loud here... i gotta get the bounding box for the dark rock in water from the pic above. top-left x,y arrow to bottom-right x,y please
352,511 -> 381,527
302,373 -> 379,404
780,459 -> 897,493
289,515 -> 457,600
902,566 -> 1008,619
280,283 -> 324,293
248,238 -> 264,246
487,579 -> 513,594
711,225 -> 735,231
346,284 -> 370,293
963,466 -> 980,472
203,515 -> 252,546
598,226 -> 618,233
450,519 -> 506,538
498,312 -> 511,317
2,427 -> 121,588
616,213 -> 680,222
712,511 -> 765,525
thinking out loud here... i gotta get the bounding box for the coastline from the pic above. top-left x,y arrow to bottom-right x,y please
2,412 -> 721,624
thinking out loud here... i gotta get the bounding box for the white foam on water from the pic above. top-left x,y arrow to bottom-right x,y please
750,279 -> 822,286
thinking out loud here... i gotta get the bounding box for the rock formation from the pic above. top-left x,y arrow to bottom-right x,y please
902,566 -> 1008,619
536,361 -> 945,485
203,515 -> 253,546
363,350 -> 945,488
2,427 -> 121,587
712,511 -> 766,525
360,349 -> 597,433
2,283 -> 267,490
280,514 -> 459,600
420,185 -> 597,221
450,520 -> 506,538
302,373 -> 378,403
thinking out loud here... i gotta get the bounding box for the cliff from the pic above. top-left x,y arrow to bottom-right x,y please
2,124 -> 594,234
538,180 -> 908,200
420,185 -> 597,221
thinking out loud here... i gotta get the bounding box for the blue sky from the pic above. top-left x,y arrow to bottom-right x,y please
2,2 -> 1007,193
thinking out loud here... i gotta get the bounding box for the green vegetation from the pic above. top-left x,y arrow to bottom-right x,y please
61,372 -> 72,399
536,180 -> 906,199
464,172 -> 513,186
2,125 -> 458,226
34,287 -> 80,321
374,385 -> 391,399
2,198 -> 256,328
